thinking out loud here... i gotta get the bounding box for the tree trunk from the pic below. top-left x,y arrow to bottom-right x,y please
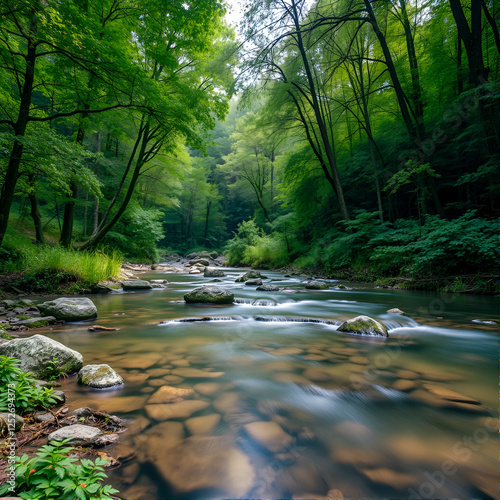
59,183 -> 77,246
291,0 -> 350,221
28,176 -> 45,244
0,8 -> 38,247
204,200 -> 212,246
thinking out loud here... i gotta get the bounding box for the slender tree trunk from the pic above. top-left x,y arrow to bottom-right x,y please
291,0 -> 350,221
28,175 -> 45,244
204,200 -> 211,246
457,36 -> 464,94
0,9 -> 38,247
92,131 -> 101,236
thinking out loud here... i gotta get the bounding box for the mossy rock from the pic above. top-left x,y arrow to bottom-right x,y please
78,364 -> 124,388
305,281 -> 329,290
337,315 -> 388,337
184,286 -> 234,304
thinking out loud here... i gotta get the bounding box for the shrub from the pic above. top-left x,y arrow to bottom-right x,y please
0,440 -> 119,499
0,356 -> 56,414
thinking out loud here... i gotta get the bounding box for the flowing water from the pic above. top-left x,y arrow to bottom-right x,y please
40,268 -> 498,499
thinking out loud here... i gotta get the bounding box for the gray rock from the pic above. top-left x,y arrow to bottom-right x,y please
235,270 -> 264,282
52,390 -> 66,404
38,297 -> 97,321
0,335 -> 83,378
70,407 -> 94,419
78,364 -> 124,388
150,283 -> 166,289
245,278 -> 263,286
0,412 -> 24,435
48,424 -> 103,446
256,284 -> 280,292
305,281 -> 329,290
2,300 -> 16,308
15,316 -> 56,327
337,315 -> 388,337
184,286 -> 234,304
91,284 -> 114,294
210,279 -> 223,283
34,412 -> 54,423
387,308 -> 404,314
121,280 -> 152,290
209,251 -> 218,259
204,267 -> 226,277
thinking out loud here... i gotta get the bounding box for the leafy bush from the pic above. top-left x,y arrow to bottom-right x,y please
0,356 -> 56,414
0,440 -> 119,499
225,219 -> 260,265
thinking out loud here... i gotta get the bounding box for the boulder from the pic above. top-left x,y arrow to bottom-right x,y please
256,284 -> 280,292
153,436 -> 255,497
38,297 -> 97,321
48,424 -> 103,446
209,251 -> 218,259
305,281 -> 329,290
0,334 -> 83,378
337,315 -> 388,337
184,286 -> 234,304
245,278 -> 262,286
0,413 -> 23,435
204,267 -> 226,278
121,280 -> 152,290
15,316 -> 56,328
235,270 -> 264,282
190,258 -> 210,266
77,364 -> 124,388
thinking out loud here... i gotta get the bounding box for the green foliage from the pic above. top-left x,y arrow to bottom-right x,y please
0,356 -> 56,414
225,219 -> 260,265
0,440 -> 119,500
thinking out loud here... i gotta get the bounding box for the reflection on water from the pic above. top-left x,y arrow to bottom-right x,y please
40,268 -> 498,499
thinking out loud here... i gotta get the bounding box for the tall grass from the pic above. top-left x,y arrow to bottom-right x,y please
1,228 -> 122,285
21,245 -> 123,284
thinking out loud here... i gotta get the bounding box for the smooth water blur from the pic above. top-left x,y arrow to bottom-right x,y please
41,268 -> 498,499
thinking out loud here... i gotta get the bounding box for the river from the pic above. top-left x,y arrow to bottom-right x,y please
40,268 -> 498,499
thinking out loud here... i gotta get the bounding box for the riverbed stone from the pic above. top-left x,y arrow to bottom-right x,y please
245,278 -> 263,286
121,280 -> 152,290
244,421 -> 293,452
184,286 -> 234,304
145,400 -> 209,420
204,267 -> 226,277
147,385 -> 194,404
0,413 -> 23,435
48,424 -> 103,446
38,297 -> 97,321
190,258 -> 210,266
172,367 -> 224,378
422,384 -> 479,405
305,281 -> 329,290
185,413 -> 221,435
235,270 -> 263,282
256,284 -> 280,291
337,315 -> 388,337
393,379 -> 417,392
77,364 -> 124,388
361,468 -> 418,490
0,334 -> 83,378
153,436 -> 255,497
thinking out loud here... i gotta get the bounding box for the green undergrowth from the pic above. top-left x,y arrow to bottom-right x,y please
225,212 -> 499,294
1,228 -> 122,294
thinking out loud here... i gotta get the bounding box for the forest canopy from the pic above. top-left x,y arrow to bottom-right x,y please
0,0 -> 498,291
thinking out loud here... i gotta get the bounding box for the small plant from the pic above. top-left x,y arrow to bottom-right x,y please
16,314 -> 29,321
0,331 -> 13,340
0,356 -> 56,414
45,356 -> 60,382
0,440 -> 119,499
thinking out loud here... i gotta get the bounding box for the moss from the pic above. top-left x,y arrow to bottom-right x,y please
27,320 -> 49,328
80,366 -> 111,386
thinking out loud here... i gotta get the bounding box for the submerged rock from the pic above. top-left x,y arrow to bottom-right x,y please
121,280 -> 152,290
184,286 -> 234,304
153,436 -> 255,497
38,297 -> 97,321
145,400 -> 209,420
256,284 -> 280,292
244,421 -> 294,453
337,315 -> 388,337
15,316 -> 56,328
245,278 -> 262,286
305,281 -> 329,290
204,267 -> 226,277
0,334 -> 83,378
185,414 -> 221,435
147,385 -> 194,404
48,424 -> 103,446
77,364 -> 124,388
